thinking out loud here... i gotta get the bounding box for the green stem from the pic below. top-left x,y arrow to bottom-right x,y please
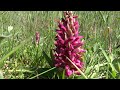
29,67 -> 56,79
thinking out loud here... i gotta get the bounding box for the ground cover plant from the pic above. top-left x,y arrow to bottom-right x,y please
0,11 -> 120,79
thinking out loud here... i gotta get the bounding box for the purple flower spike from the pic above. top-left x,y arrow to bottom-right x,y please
54,11 -> 86,77
35,31 -> 40,46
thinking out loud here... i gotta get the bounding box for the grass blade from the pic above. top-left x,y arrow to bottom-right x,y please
66,56 -> 88,79
29,67 -> 56,79
43,51 -> 53,67
85,63 -> 108,74
50,49 -> 54,61
0,37 -> 31,68
100,47 -> 118,73
99,11 -> 106,23
99,48 -> 110,62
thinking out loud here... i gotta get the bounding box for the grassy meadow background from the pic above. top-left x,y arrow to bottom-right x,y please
0,11 -> 120,79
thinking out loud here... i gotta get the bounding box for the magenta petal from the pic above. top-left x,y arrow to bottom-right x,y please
73,48 -> 86,53
65,36 -> 76,45
57,34 -> 64,44
79,36 -> 84,39
65,66 -> 73,77
80,49 -> 86,52
56,30 -> 63,34
74,71 -> 80,75
69,44 -> 74,50
61,25 -> 67,31
65,70 -> 73,77
72,41 -> 79,45
73,16 -> 78,18
58,23 -> 63,28
74,42 -> 84,49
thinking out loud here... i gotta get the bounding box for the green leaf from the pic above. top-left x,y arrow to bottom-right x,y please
118,63 -> 120,72
93,43 -> 97,52
42,51 -> 54,67
90,73 -> 97,79
85,63 -> 108,75
109,54 -> 114,63
112,70 -> 117,78
85,67 -> 91,75
99,11 -> 107,23
62,69 -> 65,79
50,49 -> 54,61
0,70 -> 4,79
112,59 -> 120,73
99,47 -> 110,62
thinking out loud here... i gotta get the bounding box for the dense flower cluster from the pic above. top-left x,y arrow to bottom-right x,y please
54,11 -> 85,77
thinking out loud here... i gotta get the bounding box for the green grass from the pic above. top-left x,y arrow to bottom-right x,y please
0,11 -> 120,79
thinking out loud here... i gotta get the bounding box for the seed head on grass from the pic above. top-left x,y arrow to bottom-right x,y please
54,11 -> 86,77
